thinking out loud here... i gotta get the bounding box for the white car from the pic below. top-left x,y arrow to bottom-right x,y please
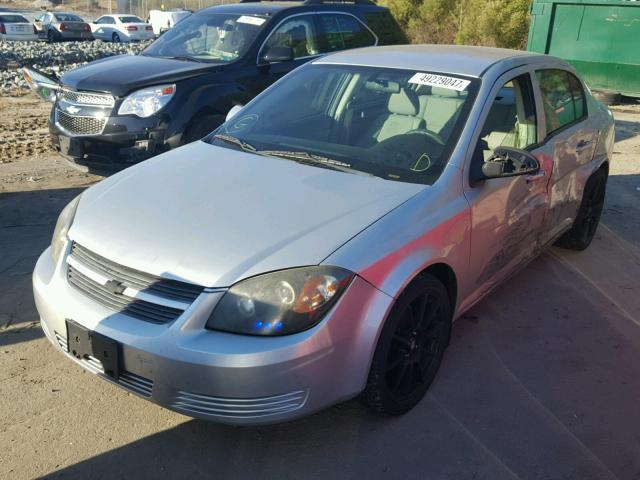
148,9 -> 191,36
90,14 -> 155,43
0,13 -> 38,41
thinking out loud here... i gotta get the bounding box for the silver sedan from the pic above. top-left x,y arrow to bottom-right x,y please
33,45 -> 614,424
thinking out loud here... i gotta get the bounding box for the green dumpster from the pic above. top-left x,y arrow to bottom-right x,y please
528,0 -> 640,98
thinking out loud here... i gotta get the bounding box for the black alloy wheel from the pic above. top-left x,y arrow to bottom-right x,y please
363,274 -> 451,415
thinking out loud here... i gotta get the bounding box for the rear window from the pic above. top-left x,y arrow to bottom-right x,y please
536,69 -> 587,136
119,16 -> 143,23
0,15 -> 29,23
54,14 -> 83,22
364,11 -> 407,45
317,14 -> 376,52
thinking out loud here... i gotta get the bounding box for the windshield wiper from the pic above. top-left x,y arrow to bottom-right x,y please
212,134 -> 257,153
157,55 -> 204,63
260,150 -> 374,176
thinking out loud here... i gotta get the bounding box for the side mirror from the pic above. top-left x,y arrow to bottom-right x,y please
472,146 -> 540,183
226,104 -> 243,122
261,46 -> 294,64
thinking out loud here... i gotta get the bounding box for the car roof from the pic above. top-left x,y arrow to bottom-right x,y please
315,45 -> 549,78
200,1 -> 384,16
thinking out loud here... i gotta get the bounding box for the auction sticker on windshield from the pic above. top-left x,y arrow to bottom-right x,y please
409,73 -> 470,91
237,15 -> 266,26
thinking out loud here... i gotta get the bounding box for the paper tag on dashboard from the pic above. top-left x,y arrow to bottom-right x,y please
237,16 -> 266,26
408,73 -> 470,91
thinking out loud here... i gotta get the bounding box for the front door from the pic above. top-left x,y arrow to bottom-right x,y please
463,69 -> 552,300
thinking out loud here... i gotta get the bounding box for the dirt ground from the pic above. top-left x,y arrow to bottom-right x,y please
1,93 -> 640,479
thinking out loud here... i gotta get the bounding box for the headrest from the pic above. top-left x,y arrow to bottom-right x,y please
388,88 -> 419,116
431,87 -> 461,98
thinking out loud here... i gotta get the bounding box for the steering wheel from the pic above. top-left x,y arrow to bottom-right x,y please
405,129 -> 446,146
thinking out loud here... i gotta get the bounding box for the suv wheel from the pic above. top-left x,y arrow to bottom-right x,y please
182,114 -> 225,145
363,274 -> 451,415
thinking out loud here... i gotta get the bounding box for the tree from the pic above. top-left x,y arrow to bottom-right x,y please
381,0 -> 532,50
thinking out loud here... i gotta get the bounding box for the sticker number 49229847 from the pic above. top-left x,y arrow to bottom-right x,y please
408,73 -> 471,92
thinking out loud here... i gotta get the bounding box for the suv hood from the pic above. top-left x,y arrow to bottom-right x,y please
70,141 -> 424,288
61,54 -> 214,96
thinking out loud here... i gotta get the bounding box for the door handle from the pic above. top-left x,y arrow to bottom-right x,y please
576,140 -> 592,151
526,170 -> 546,184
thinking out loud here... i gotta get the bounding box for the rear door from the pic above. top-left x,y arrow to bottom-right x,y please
463,67 -> 552,299
533,68 -> 598,243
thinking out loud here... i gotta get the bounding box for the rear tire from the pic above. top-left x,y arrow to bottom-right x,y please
112,32 -> 121,43
555,168 -> 607,251
47,29 -> 57,43
181,114 -> 225,145
362,274 -> 451,415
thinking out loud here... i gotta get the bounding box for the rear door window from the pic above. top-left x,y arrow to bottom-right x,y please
316,13 -> 376,52
536,69 -> 587,136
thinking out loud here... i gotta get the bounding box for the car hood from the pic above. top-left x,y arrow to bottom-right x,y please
61,54 -> 214,96
70,141 -> 425,288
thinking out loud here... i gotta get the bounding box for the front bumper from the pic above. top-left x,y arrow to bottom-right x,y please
49,110 -> 170,172
33,246 -> 393,425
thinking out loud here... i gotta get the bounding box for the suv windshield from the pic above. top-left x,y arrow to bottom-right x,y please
143,13 -> 268,63
209,64 -> 478,185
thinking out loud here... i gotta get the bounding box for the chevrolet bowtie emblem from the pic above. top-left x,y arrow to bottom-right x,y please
105,279 -> 126,295
64,105 -> 81,114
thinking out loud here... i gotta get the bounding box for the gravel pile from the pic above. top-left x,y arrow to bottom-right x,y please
0,40 -> 153,91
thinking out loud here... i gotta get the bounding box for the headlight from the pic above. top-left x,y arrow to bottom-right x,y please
117,84 -> 176,118
51,195 -> 81,264
22,68 -> 59,103
206,266 -> 354,336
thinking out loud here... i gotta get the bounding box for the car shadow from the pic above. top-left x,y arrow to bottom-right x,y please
0,187 -> 86,346
613,118 -> 640,142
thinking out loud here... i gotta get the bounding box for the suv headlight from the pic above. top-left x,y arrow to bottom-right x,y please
51,195 -> 81,263
118,84 -> 176,118
206,266 -> 354,336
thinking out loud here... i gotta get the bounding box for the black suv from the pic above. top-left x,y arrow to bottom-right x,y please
26,0 -> 405,172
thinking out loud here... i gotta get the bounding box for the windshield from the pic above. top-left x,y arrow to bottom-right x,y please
55,14 -> 83,22
209,65 -> 478,185
143,13 -> 268,63
119,16 -> 144,23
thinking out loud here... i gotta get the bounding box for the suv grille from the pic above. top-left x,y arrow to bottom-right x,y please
61,89 -> 114,106
67,242 -> 205,323
55,109 -> 107,136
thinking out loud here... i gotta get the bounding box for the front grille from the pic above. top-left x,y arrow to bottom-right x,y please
61,89 -> 114,106
55,109 -> 107,136
54,332 -> 154,397
71,242 -> 204,303
68,265 -> 184,323
66,242 -> 204,324
170,390 -> 308,420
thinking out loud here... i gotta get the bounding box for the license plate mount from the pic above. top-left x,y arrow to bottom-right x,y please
66,319 -> 120,380
59,135 -> 83,158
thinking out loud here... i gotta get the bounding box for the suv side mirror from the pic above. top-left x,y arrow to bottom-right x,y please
472,147 -> 540,183
261,46 -> 294,64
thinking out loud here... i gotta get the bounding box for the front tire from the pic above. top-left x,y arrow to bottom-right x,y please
363,274 -> 451,415
181,114 -> 225,145
555,168 -> 607,251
